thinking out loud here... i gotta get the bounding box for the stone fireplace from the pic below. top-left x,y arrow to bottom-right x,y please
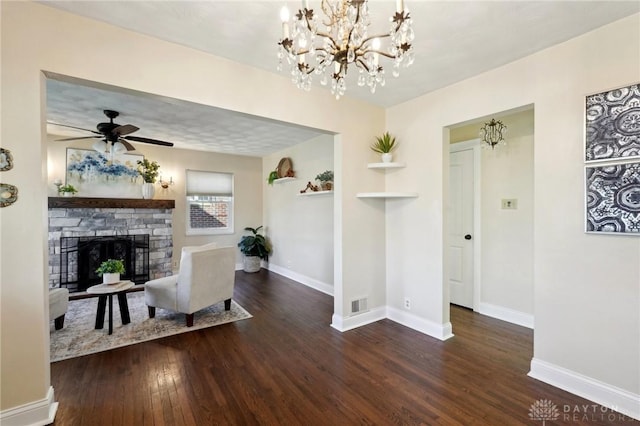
48,197 -> 175,292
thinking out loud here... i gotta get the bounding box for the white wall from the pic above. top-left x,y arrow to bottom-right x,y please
386,14 -> 639,414
263,134 -> 334,293
46,135 -> 263,265
1,2 -> 385,415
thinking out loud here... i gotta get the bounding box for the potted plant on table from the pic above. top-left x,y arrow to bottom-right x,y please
95,259 -> 125,285
237,226 -> 272,273
137,158 -> 160,199
371,131 -> 397,163
315,170 -> 334,191
58,184 -> 78,197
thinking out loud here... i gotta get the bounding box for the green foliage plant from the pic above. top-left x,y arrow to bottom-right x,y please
238,226 -> 272,261
137,158 -> 160,183
315,170 -> 334,182
371,132 -> 397,153
95,259 -> 125,276
267,170 -> 279,185
58,184 -> 78,194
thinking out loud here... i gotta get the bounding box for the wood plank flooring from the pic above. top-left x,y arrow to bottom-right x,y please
51,270 -> 637,425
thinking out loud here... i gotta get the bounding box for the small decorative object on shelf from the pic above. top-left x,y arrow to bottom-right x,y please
371,132 -> 398,163
315,170 -> 334,191
95,259 -> 125,284
300,181 -> 320,193
58,184 -> 78,197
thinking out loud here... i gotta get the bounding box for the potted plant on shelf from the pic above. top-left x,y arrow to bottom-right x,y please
95,259 -> 125,285
267,170 -> 279,185
315,170 -> 334,191
237,226 -> 272,273
371,131 -> 397,163
137,158 -> 160,199
58,184 -> 78,197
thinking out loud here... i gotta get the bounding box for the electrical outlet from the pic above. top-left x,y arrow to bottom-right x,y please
404,298 -> 411,310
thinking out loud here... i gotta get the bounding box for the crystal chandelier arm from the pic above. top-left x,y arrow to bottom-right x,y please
315,32 -> 340,51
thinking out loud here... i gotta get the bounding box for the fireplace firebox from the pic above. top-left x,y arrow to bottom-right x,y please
60,235 -> 149,292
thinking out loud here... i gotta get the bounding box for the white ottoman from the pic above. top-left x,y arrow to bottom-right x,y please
49,287 -> 69,330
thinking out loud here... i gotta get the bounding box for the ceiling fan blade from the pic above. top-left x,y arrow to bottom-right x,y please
124,135 -> 174,147
47,122 -> 101,135
113,124 -> 139,137
54,135 -> 101,142
118,139 -> 136,151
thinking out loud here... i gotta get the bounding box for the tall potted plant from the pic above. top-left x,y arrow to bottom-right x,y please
137,158 -> 160,199
237,226 -> 272,273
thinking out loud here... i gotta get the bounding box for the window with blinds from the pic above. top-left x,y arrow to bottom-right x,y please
185,170 -> 234,235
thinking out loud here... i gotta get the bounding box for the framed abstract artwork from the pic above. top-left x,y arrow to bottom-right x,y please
585,162 -> 640,234
585,83 -> 640,163
65,148 -> 143,198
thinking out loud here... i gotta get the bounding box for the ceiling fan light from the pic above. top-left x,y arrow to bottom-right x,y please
112,141 -> 127,155
92,140 -> 108,153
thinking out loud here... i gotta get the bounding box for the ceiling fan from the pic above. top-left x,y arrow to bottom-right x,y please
49,109 -> 174,154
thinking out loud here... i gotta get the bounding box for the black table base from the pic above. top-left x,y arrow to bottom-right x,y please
95,292 -> 131,335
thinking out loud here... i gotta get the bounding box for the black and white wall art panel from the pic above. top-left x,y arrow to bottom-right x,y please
586,162 -> 640,234
585,83 -> 640,162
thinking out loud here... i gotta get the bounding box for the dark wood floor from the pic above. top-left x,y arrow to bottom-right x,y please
51,270 -> 637,425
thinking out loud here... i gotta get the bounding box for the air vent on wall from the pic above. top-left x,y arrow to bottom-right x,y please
350,297 -> 369,315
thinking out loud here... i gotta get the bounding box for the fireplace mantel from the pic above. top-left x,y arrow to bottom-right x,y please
48,197 -> 175,209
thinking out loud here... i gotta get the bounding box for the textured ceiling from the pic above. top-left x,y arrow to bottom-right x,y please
46,76 -> 328,157
42,1 -> 640,156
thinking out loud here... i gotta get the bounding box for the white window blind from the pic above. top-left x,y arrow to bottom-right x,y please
186,170 -> 233,197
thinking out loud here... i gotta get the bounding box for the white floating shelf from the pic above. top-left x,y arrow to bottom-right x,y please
356,192 -> 418,199
273,177 -> 296,184
367,162 -> 406,169
298,190 -> 333,197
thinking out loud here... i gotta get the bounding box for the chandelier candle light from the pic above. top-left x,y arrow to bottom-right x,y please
277,0 -> 415,99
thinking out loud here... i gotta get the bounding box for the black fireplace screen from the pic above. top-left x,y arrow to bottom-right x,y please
60,235 -> 149,292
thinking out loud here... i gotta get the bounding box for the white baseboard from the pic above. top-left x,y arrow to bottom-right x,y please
478,302 -> 534,329
331,306 -> 387,332
267,263 -> 334,296
387,306 -> 454,341
0,386 -> 58,426
529,358 -> 640,421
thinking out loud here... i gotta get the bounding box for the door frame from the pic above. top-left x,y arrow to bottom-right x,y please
449,139 -> 482,311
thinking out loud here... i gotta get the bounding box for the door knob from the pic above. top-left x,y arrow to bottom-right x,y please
464,234 -> 472,240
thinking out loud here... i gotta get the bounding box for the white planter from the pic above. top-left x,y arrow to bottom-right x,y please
102,273 -> 120,285
142,182 -> 155,199
381,153 -> 393,163
243,256 -> 261,273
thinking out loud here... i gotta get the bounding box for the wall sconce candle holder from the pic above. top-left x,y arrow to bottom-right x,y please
480,118 -> 507,149
158,176 -> 174,189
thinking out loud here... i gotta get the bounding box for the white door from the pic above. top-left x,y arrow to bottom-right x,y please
449,148 -> 474,308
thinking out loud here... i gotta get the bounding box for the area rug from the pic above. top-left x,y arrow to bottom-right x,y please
50,292 -> 252,362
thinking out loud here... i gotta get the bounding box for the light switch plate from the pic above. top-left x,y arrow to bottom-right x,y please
502,199 -> 518,209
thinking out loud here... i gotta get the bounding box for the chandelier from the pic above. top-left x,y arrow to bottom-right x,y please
480,119 -> 507,149
277,0 -> 415,99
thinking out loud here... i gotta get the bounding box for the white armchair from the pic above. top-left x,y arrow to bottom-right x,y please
144,244 -> 236,327
49,287 -> 69,330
